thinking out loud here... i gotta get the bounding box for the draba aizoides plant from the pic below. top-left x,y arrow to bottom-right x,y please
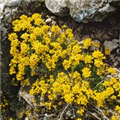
8,13 -> 120,120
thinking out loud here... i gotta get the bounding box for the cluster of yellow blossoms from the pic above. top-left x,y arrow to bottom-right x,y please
0,96 -> 8,114
8,13 -> 120,120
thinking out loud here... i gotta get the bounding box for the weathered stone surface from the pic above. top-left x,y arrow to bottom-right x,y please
104,41 -> 119,52
45,0 -> 68,16
45,0 -> 120,23
19,86 -> 36,108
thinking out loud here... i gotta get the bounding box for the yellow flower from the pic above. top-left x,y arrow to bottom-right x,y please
62,24 -> 67,29
111,95 -> 116,100
118,91 -> 120,97
94,59 -> 103,67
92,50 -> 105,59
103,80 -> 110,87
64,93 -> 74,103
83,38 -> 92,49
44,37 -> 51,44
97,69 -> 102,75
20,15 -> 28,20
110,77 -> 117,85
66,29 -> 72,34
16,72 -> 24,81
12,19 -> 19,26
84,55 -> 93,64
62,60 -> 71,70
45,102 -> 52,110
20,42 -> 29,55
9,118 -> 13,120
25,110 -> 31,116
30,54 -> 39,68
77,107 -> 85,115
82,67 -> 91,78
8,33 -> 18,41
106,87 -> 114,96
113,83 -> 120,91
32,40 -> 45,54
51,25 -> 61,36
92,41 -> 100,48
107,67 -> 116,74
34,18 -> 44,26
13,24 -> 21,32
32,13 -> 42,20
105,48 -> 110,55
72,83 -> 80,93
111,115 -> 118,120
9,66 -> 16,75
21,33 -> 29,41
66,29 -> 73,39
76,118 -> 82,120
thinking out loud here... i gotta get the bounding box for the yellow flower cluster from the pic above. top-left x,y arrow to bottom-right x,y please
9,13 -> 120,119
9,118 -> 14,120
0,96 -> 8,113
115,105 -> 120,114
82,67 -> 91,78
83,38 -> 92,49
107,67 -> 116,74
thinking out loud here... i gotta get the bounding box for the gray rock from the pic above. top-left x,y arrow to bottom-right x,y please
45,0 -> 68,16
19,86 -> 36,108
25,117 -> 29,120
112,39 -> 119,44
19,86 -> 45,108
116,48 -> 120,53
45,0 -> 120,23
110,54 -> 115,62
45,18 -> 52,23
104,41 -> 119,52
